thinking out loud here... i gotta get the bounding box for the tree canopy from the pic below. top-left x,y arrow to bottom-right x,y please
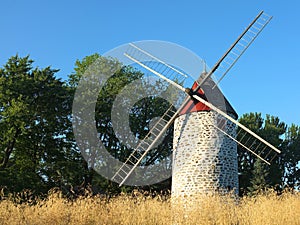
0,54 -> 299,196
0,55 -> 77,193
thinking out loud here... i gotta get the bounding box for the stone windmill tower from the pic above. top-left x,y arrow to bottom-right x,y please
172,73 -> 239,199
112,11 -> 280,198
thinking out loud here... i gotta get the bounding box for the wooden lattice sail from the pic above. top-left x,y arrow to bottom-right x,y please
111,11 -> 279,190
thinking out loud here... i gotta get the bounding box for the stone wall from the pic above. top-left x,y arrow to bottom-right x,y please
171,111 -> 238,201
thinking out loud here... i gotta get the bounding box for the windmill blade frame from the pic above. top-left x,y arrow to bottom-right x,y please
111,11 -> 276,186
111,99 -> 189,186
124,51 -> 281,162
190,94 -> 281,165
128,11 -> 272,92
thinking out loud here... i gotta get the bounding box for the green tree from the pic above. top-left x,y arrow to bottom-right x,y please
68,53 -> 101,88
0,55 -> 75,193
238,112 -> 264,194
69,54 -> 175,193
69,54 -> 140,192
238,113 -> 286,195
247,160 -> 269,195
281,124 -> 300,190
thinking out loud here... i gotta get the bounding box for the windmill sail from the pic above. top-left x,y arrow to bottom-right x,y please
111,102 -> 186,186
125,43 -> 189,87
209,11 -> 272,88
191,94 -> 280,165
126,11 -> 272,91
122,52 -> 281,164
112,11 -> 277,186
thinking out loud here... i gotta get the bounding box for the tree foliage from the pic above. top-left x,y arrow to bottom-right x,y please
0,55 -> 78,193
281,124 -> 300,189
70,54 -> 174,193
237,112 -> 300,195
0,54 -> 299,197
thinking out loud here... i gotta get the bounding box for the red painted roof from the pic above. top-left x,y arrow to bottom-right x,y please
179,82 -> 210,115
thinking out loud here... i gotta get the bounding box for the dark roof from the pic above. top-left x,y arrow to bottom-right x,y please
179,76 -> 238,119
200,77 -> 238,119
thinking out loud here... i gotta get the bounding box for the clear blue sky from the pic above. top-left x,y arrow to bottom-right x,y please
1,0 -> 299,127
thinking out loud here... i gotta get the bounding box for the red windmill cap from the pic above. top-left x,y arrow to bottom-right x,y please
179,81 -> 210,115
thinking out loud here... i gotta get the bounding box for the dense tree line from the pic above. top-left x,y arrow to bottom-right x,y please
238,113 -> 300,195
0,54 -> 299,196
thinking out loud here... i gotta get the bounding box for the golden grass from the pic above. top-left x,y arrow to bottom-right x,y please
0,190 -> 299,225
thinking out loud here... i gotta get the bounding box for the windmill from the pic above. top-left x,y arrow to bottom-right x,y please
111,11 -> 279,198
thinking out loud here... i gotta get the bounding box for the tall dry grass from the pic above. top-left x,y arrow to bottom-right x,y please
0,189 -> 299,225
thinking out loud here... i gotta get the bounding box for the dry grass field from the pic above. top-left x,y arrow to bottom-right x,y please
0,190 -> 299,225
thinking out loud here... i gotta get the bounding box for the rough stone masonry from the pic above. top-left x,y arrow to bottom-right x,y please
172,110 -> 239,202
